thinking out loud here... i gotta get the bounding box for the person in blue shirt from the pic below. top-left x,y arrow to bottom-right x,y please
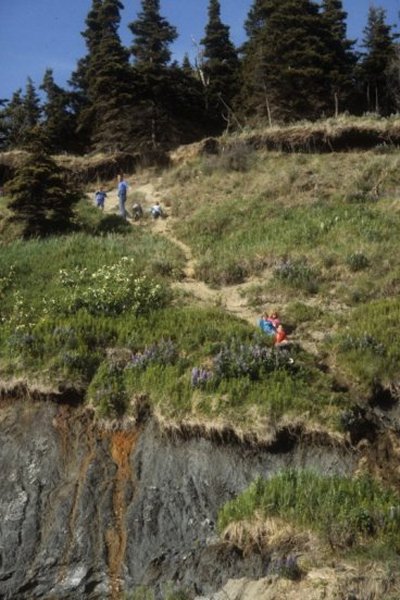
117,174 -> 128,219
94,189 -> 107,210
259,312 -> 277,335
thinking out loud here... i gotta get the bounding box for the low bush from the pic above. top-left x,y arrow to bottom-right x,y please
273,257 -> 320,294
73,199 -> 131,235
285,301 -> 323,326
56,260 -> 168,316
87,361 -> 128,418
346,251 -> 370,272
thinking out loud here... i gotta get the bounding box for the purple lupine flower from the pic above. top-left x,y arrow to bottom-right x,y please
128,339 -> 177,370
191,367 -> 213,388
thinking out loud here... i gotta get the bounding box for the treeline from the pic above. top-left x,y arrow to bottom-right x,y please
0,0 -> 399,156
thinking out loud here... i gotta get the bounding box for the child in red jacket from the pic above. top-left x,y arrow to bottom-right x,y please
275,324 -> 287,345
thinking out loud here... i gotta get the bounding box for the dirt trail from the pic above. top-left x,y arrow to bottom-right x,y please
96,178 -> 343,353
137,181 -> 270,326
92,178 -> 265,326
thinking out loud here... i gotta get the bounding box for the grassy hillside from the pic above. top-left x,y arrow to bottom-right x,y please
2,121 -> 400,595
1,131 -> 400,427
164,144 -> 400,403
0,225 -> 344,430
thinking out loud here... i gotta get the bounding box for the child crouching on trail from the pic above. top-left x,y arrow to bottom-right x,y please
259,310 -> 288,345
150,201 -> 164,219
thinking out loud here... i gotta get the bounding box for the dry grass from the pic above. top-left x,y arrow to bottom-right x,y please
221,515 -> 318,558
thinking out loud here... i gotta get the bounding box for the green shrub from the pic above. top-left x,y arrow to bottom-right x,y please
346,251 -> 370,272
285,301 -> 323,325
73,199 -> 131,235
88,361 -> 128,418
125,586 -> 154,600
197,258 -> 249,285
56,260 -> 168,317
273,258 -> 320,294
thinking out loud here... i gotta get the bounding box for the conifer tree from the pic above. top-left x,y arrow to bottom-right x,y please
359,6 -> 397,115
6,128 -> 80,237
129,0 -> 201,151
321,0 -> 357,116
244,0 -> 267,40
0,99 -> 8,149
0,79 -> 42,149
73,0 -> 135,152
40,69 -> 78,153
182,54 -> 193,76
68,0 -> 103,149
0,90 -> 24,149
23,78 -> 42,130
241,0 -> 332,122
89,0 -> 135,151
200,0 -> 241,128
129,0 -> 177,68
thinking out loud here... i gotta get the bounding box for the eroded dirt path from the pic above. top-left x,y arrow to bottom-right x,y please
134,181 -> 269,327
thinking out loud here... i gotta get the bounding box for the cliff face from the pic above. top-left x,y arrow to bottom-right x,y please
0,401 -> 355,600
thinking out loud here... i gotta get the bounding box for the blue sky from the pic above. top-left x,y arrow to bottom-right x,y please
0,0 -> 399,101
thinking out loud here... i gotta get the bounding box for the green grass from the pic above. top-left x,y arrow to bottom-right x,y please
174,191 -> 400,292
0,228 -> 348,425
86,308 -> 346,424
170,152 -> 400,297
331,297 -> 400,394
0,230 -> 184,313
218,469 -> 400,555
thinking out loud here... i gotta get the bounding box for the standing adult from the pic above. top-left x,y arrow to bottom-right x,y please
117,174 -> 128,219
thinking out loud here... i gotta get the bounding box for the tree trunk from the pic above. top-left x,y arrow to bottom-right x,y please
334,92 -> 339,119
263,83 -> 272,127
375,85 -> 380,114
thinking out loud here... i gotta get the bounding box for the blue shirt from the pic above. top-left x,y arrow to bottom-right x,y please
259,318 -> 276,335
118,180 -> 128,199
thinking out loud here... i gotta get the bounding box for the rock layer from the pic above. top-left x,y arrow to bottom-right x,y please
0,401 -> 355,599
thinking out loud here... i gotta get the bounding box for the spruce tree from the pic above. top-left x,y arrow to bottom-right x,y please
73,0 -> 135,152
129,0 -> 177,68
129,0 -> 195,151
0,90 -> 24,149
69,0 -> 103,147
40,69 -> 78,153
0,79 -> 42,149
182,54 -> 193,76
6,129 -> 80,238
23,78 -> 42,130
241,0 -> 332,122
359,6 -> 397,115
88,0 -> 135,151
200,0 -> 241,129
321,0 -> 357,116
0,99 -> 8,149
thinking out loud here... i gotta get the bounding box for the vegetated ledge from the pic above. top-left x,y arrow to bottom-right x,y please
0,149 -> 171,187
0,378 -> 350,454
168,117 -> 400,164
153,410 -> 350,454
0,378 -> 84,406
236,121 -> 400,153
